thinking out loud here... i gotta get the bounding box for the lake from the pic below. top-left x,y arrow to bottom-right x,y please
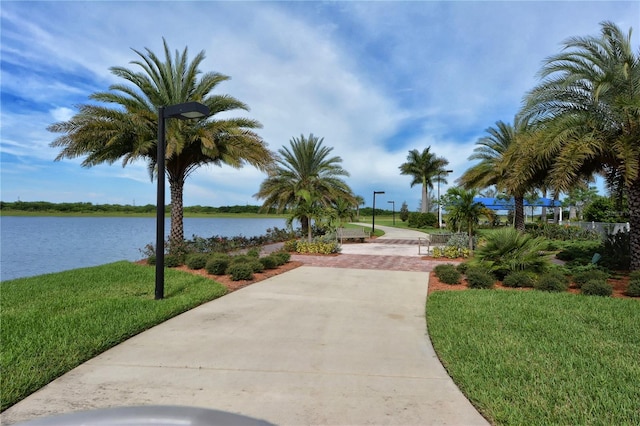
0,216 -> 288,281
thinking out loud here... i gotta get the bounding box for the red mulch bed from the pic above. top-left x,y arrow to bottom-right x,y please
428,271 -> 634,299
173,261 -> 304,292
135,260 -> 303,292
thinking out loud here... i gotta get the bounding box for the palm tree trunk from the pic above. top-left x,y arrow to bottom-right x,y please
628,178 -> 640,271
421,183 -> 428,213
515,195 -> 525,232
169,174 -> 185,245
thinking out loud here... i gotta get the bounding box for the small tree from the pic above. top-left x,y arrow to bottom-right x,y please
399,201 -> 409,222
442,187 -> 483,251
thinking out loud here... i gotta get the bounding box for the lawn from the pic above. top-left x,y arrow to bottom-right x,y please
427,290 -> 640,425
0,262 -> 227,411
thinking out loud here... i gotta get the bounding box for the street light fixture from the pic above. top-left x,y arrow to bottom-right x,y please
156,102 -> 210,300
437,170 -> 454,228
388,200 -> 395,225
372,191 -> 385,235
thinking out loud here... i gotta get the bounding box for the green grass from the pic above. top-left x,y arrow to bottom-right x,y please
0,262 -> 227,411
427,290 -> 640,425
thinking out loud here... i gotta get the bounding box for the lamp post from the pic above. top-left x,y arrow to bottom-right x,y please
156,102 -> 210,300
388,200 -> 395,225
437,169 -> 454,228
372,191 -> 385,235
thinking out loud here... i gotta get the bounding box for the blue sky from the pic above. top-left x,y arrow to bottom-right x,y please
1,1 -> 638,209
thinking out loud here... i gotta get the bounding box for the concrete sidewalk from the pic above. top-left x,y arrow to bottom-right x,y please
2,265 -> 488,425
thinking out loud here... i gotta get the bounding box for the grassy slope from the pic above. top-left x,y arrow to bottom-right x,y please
427,290 -> 640,425
1,262 -> 227,411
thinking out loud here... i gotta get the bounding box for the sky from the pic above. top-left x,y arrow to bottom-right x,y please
1,1 -> 638,210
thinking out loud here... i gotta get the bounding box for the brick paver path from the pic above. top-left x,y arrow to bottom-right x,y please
291,251 -> 458,272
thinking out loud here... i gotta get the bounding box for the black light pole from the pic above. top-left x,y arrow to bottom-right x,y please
437,169 -> 454,228
388,200 -> 395,225
372,191 -> 385,235
156,102 -> 210,300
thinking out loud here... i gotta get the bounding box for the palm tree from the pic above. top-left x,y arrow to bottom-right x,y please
49,40 -> 273,244
521,22 -> 640,269
255,134 -> 355,237
459,118 -> 531,231
441,187 -> 484,252
399,147 -> 450,213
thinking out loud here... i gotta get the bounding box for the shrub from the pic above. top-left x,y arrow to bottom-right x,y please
407,212 -> 438,228
625,279 -> 640,297
525,223 -> 599,241
572,270 -> 609,289
503,271 -> 537,288
249,260 -> 264,273
555,240 -> 601,263
433,264 -> 462,285
230,255 -> 251,265
473,227 -> 550,279
283,239 -> 298,252
534,273 -> 569,292
295,241 -> 340,254
581,280 -> 613,297
446,233 -> 479,251
164,254 -> 182,268
600,231 -> 630,270
205,254 -> 230,275
227,263 -> 254,281
273,251 -> 291,265
259,255 -> 278,270
456,262 -> 469,274
146,255 -> 156,265
185,253 -> 208,270
246,248 -> 261,258
432,246 -> 470,259
466,267 -> 495,289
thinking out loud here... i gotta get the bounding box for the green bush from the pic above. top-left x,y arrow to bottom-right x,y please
555,240 -> 601,263
259,255 -> 278,270
466,267 -> 495,289
283,239 -> 298,252
600,231 -> 630,270
625,279 -> 640,297
205,254 -> 230,275
146,255 -> 156,265
230,254 -> 251,264
503,271 -> 537,288
407,212 -> 438,228
433,264 -> 462,285
581,280 -> 613,297
164,254 -> 182,268
185,253 -> 208,270
246,248 -> 261,258
273,251 -> 291,265
534,273 -> 569,292
227,263 -> 254,281
572,270 -> 609,289
525,223 -> 599,241
473,227 -> 550,279
295,241 -> 340,254
249,260 -> 264,273
456,262 -> 469,274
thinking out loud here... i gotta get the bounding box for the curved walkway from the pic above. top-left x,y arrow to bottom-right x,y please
2,236 -> 487,426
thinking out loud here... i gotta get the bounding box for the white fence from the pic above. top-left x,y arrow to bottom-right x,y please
566,221 -> 630,237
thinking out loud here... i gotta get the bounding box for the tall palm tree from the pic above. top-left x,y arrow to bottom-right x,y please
399,147 -> 450,213
459,118 -> 531,231
49,40 -> 273,244
521,22 -> 640,269
255,134 -> 355,236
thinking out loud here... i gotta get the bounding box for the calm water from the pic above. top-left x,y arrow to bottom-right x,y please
0,216 -> 288,281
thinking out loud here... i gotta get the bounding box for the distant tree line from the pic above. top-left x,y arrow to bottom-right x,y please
0,201 -> 279,215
